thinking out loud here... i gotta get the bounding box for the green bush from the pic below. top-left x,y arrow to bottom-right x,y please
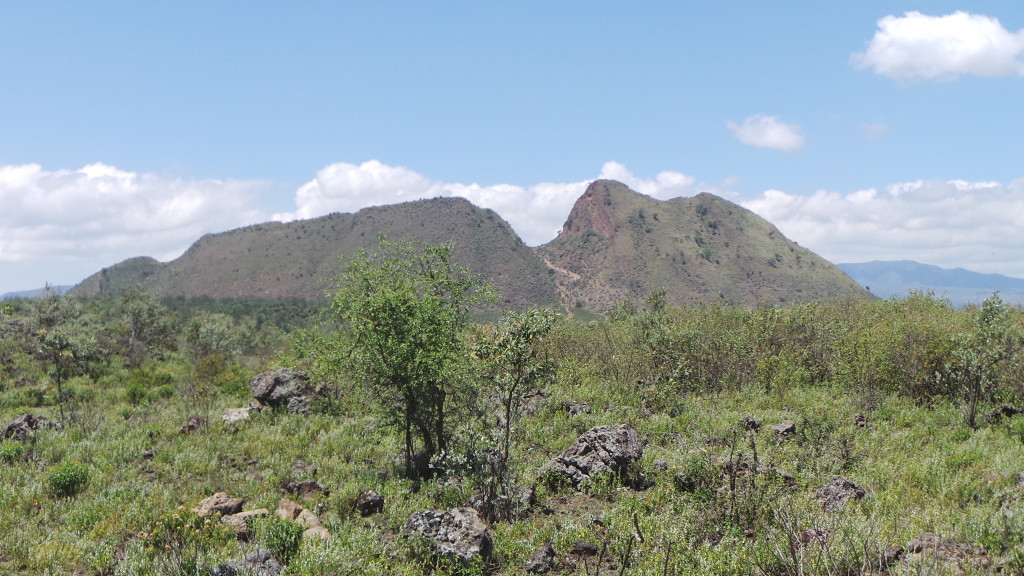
124,381 -> 148,405
48,460 -> 90,498
0,441 -> 28,464
145,508 -> 233,575
257,516 -> 304,565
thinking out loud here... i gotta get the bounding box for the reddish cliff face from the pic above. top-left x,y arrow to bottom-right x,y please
560,180 -> 621,238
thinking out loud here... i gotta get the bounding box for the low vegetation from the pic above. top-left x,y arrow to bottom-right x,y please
1,241 -> 1023,575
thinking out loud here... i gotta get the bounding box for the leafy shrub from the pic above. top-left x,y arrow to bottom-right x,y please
146,508 -> 232,576
48,461 -> 90,498
257,516 -> 304,565
0,441 -> 27,463
124,381 -> 148,405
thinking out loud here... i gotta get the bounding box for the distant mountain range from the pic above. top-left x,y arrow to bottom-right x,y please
1,285 -> 74,301
65,180 -> 870,312
837,261 -> 1024,306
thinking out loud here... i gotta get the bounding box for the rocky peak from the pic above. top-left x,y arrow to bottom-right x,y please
558,179 -> 627,239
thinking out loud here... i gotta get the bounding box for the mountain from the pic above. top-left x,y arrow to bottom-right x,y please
1,285 -> 74,301
536,180 -> 870,310
838,260 -> 1024,306
71,180 -> 872,311
72,197 -> 560,309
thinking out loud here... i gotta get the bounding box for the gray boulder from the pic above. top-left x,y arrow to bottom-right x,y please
403,507 -> 493,567
250,368 -> 311,412
2,413 -> 60,441
211,548 -> 282,576
355,489 -> 385,517
771,420 -> 797,437
543,424 -> 646,489
525,541 -> 556,573
221,407 -> 255,424
906,533 -> 991,573
814,475 -> 866,512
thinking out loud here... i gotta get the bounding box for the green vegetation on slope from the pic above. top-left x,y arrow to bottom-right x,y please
1,277 -> 1023,575
71,197 -> 560,309
538,180 -> 870,310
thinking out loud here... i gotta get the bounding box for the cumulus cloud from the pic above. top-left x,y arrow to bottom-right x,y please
726,115 -> 804,152
742,178 -> 1024,277
0,163 -> 269,290
274,160 -> 711,245
852,11 -> 1024,79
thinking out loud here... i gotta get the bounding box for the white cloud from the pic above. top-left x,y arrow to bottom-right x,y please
742,178 -> 1024,277
726,115 -> 804,152
0,163 -> 268,291
852,11 -> 1024,79
274,160 -> 712,246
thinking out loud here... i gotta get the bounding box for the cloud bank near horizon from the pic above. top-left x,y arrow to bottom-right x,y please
852,11 -> 1024,80
3,160 -> 1024,293
742,178 -> 1024,277
272,160 -> 712,246
0,163 -> 269,290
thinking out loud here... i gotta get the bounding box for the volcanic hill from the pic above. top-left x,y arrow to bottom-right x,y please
72,180 -> 870,311
536,180 -> 870,309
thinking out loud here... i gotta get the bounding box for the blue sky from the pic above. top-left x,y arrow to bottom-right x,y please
2,2 -> 1024,294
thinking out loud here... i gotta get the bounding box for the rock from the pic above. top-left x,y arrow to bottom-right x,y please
220,508 -> 269,541
298,508 -> 322,528
355,489 -> 385,517
770,420 -> 797,437
563,401 -> 592,417
275,498 -> 303,521
221,408 -> 254,424
543,424 -> 646,489
740,415 -> 761,431
403,507 -> 493,567
280,479 -> 328,500
570,540 -> 599,557
525,541 -> 557,574
194,492 -> 245,517
814,476 -> 866,512
292,460 -> 318,477
179,415 -> 206,435
303,525 -> 331,540
989,405 -> 1023,420
214,548 -> 282,576
522,389 -> 549,416
906,533 -> 991,573
250,368 -> 314,413
881,544 -> 905,567
1,413 -> 61,441
275,498 -> 321,528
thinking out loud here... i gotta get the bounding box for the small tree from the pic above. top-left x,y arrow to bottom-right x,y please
472,308 -> 556,502
942,293 -> 1024,428
31,287 -> 102,422
323,238 -> 494,476
114,284 -> 178,368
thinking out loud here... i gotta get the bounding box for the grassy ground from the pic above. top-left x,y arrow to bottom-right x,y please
1,296 -> 1023,575
2,373 -> 1022,575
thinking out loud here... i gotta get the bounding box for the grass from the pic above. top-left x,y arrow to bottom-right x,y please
0,293 -> 1022,575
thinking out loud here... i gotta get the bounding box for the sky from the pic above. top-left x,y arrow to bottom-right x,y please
2,1 -> 1024,294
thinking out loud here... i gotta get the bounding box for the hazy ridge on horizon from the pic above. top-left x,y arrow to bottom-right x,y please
838,260 -> 1024,306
